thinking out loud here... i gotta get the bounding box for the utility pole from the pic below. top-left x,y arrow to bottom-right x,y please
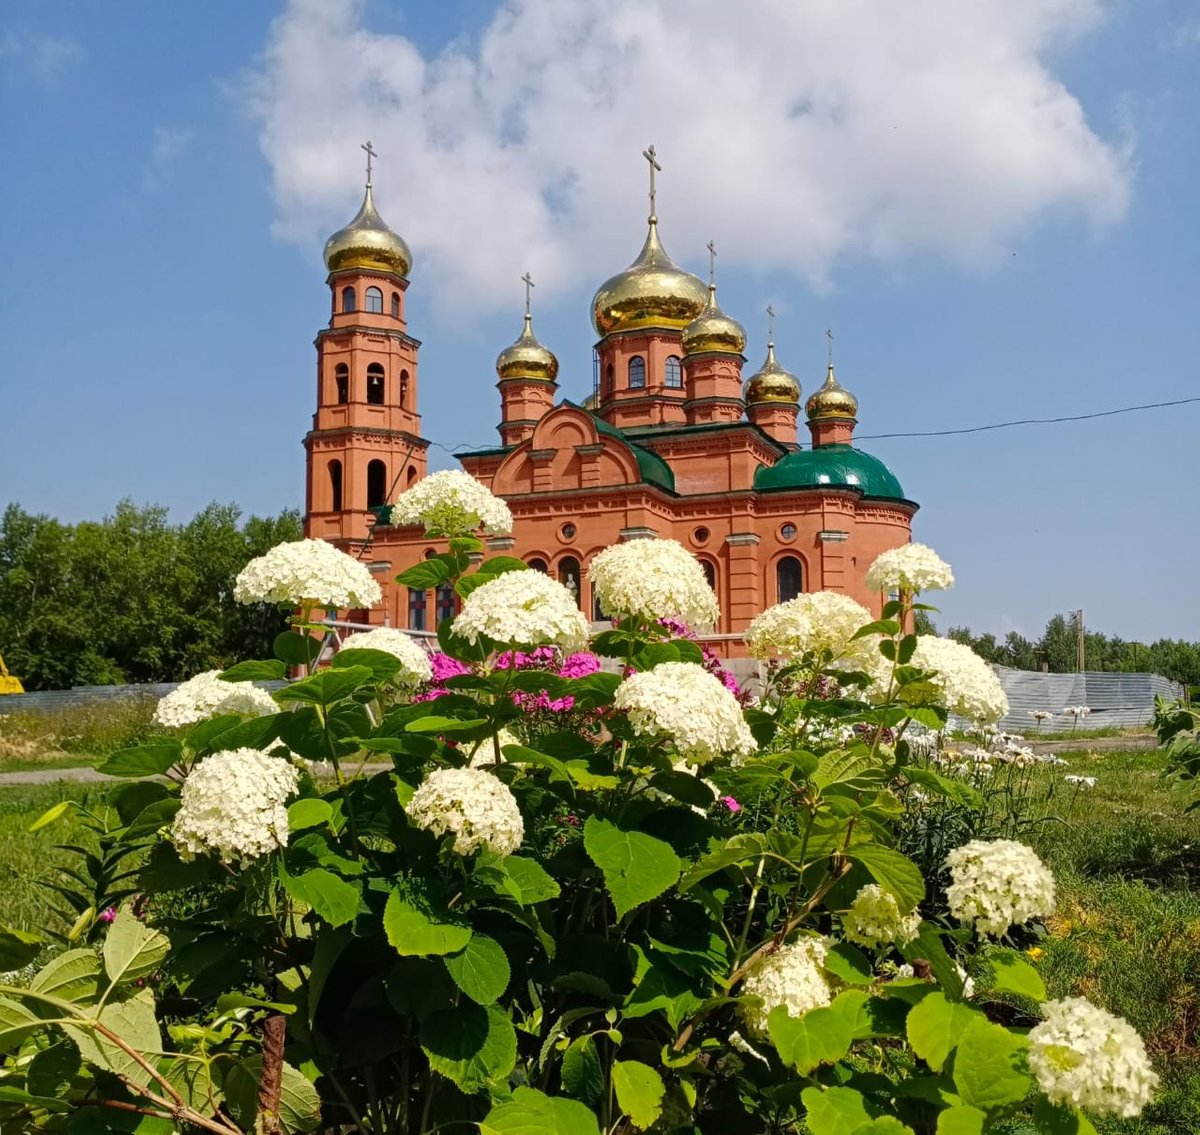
1071,608 -> 1085,672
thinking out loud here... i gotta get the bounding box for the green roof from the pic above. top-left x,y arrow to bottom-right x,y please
754,444 -> 907,500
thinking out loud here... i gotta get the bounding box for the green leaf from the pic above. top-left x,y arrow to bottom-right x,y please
800,1085 -> 872,1135
823,942 -> 875,985
481,854 -> 561,905
31,948 -> 103,1003
632,641 -> 681,670
65,989 -> 162,1088
480,1086 -> 602,1135
444,934 -> 510,1004
813,747 -> 890,794
936,1106 -> 986,1135
905,993 -> 986,1073
384,891 -> 472,956
281,868 -> 360,928
899,922 -> 963,998
476,554 -> 530,577
648,770 -> 716,808
275,666 -> 372,705
405,714 -> 490,734
1030,1096 -> 1100,1134
768,1005 -> 853,1075
903,766 -> 982,809
0,926 -> 42,970
849,1120 -> 915,1135
583,818 -> 681,919
274,630 -> 322,667
623,961 -> 703,1029
397,557 -> 457,589
288,798 -> 334,832
28,800 -> 72,832
220,658 -> 287,681
333,646 -> 403,683
984,951 -> 1047,1002
846,844 -> 925,912
951,1018 -> 1031,1111
0,996 -> 44,1054
613,1060 -> 665,1130
162,1053 -> 225,1116
110,779 -> 170,825
561,1035 -> 604,1107
678,834 -> 767,892
26,1039 -> 80,1099
103,908 -> 170,988
215,992 -> 296,1015
421,1002 -> 517,1092
97,742 -> 181,778
223,1056 -> 322,1133
828,989 -> 910,1039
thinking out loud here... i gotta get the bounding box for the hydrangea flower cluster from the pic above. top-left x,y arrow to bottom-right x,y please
389,470 -> 513,536
945,838 -> 1056,936
452,571 -> 590,652
745,592 -> 874,664
613,661 -> 756,766
588,539 -> 719,628
1028,997 -> 1159,1117
740,937 -> 832,1039
911,636 -> 1009,723
171,749 -> 299,864
467,727 -> 522,767
841,884 -> 921,949
233,538 -> 382,610
406,767 -> 525,856
339,627 -> 433,688
865,543 -> 955,593
152,670 -> 278,728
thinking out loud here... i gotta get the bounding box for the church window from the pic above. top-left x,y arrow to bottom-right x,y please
665,355 -> 683,388
435,583 -> 457,624
400,369 -> 410,409
606,363 -> 614,394
692,526 -> 710,546
335,363 -> 349,404
341,286 -> 356,313
408,588 -> 427,631
628,356 -> 646,389
391,292 -> 401,318
528,558 -> 548,573
367,460 -> 387,508
777,556 -> 803,603
780,522 -> 797,541
560,522 -> 576,540
366,363 -> 385,404
701,559 -> 717,592
328,459 -> 343,512
407,464 -> 418,486
558,556 -> 582,608
365,286 -> 384,313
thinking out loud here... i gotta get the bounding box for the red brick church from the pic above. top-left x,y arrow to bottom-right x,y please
303,148 -> 917,653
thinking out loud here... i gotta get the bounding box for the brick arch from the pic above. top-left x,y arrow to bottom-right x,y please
765,550 -> 810,605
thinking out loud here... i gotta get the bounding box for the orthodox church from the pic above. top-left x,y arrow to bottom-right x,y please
303,148 -> 916,653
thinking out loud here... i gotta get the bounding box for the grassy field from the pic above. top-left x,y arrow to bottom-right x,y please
0,695 -> 157,773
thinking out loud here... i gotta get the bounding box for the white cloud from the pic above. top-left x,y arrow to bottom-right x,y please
142,127 -> 193,192
246,0 -> 1131,315
0,30 -> 82,83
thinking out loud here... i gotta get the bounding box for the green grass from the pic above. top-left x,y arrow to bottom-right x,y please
0,696 -> 158,775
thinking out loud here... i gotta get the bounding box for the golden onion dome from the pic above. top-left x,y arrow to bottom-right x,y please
591,219 -> 708,337
582,390 -> 600,412
744,342 -> 800,404
495,313 -> 559,382
806,363 -> 858,420
323,184 -> 412,277
682,284 -> 747,356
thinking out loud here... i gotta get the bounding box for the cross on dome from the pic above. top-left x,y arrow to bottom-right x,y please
707,239 -> 717,286
521,271 -> 535,317
642,144 -> 661,220
361,140 -> 377,187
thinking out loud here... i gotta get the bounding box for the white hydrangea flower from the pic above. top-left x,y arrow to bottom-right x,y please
740,937 -> 832,1039
152,670 -> 278,728
452,571 -> 589,651
841,884 -> 921,949
865,543 -> 955,593
745,591 -> 874,663
339,627 -> 433,688
467,727 -> 523,767
1029,997 -> 1158,1118
407,767 -> 525,856
945,839 -> 1056,936
389,469 -> 513,536
587,539 -> 719,629
234,539 -> 381,610
171,749 -> 299,864
614,662 -> 756,766
911,636 -> 1009,724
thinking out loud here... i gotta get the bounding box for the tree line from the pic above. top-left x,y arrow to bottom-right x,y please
0,501 -> 303,691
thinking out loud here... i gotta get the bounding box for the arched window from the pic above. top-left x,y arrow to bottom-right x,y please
400,369 -> 410,409
628,356 -> 646,389
593,587 -> 610,622
328,459 -> 343,512
334,363 -> 349,404
701,559 -> 716,592
367,460 -> 387,508
407,464 -> 418,486
435,583 -> 457,624
558,557 -> 582,609
341,286 -> 356,313
365,286 -> 383,313
777,556 -> 803,603
528,558 -> 548,573
408,588 -> 428,631
391,292 -> 401,318
366,363 -> 385,405
606,363 -> 614,393
665,355 -> 683,388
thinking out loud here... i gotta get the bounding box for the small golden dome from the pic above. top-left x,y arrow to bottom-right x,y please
744,342 -> 800,404
496,313 -> 559,382
591,219 -> 708,337
582,390 -> 599,412
806,363 -> 858,420
682,285 -> 747,356
324,184 -> 412,277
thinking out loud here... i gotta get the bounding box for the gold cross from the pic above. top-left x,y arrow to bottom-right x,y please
521,271 -> 535,317
767,304 -> 775,342
826,327 -> 834,366
707,240 -> 717,286
642,144 -> 661,218
361,140 -> 378,186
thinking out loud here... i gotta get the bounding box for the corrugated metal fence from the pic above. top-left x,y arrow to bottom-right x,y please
994,667 -> 1183,734
0,682 -> 287,716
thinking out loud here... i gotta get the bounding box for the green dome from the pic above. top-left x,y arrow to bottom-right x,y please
754,444 -> 907,500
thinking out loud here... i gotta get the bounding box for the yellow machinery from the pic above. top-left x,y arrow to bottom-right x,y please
0,654 -> 24,695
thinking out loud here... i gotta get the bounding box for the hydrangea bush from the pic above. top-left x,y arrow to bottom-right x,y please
0,491 -> 1157,1135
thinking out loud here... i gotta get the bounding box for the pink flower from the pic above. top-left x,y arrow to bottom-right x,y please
559,652 -> 601,679
98,907 -> 118,923
720,796 -> 742,813
429,652 -> 471,681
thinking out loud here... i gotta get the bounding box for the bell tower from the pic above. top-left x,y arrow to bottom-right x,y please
304,143 -> 429,549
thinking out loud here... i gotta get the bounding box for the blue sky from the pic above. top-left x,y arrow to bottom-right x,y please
1,1 -> 1197,643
